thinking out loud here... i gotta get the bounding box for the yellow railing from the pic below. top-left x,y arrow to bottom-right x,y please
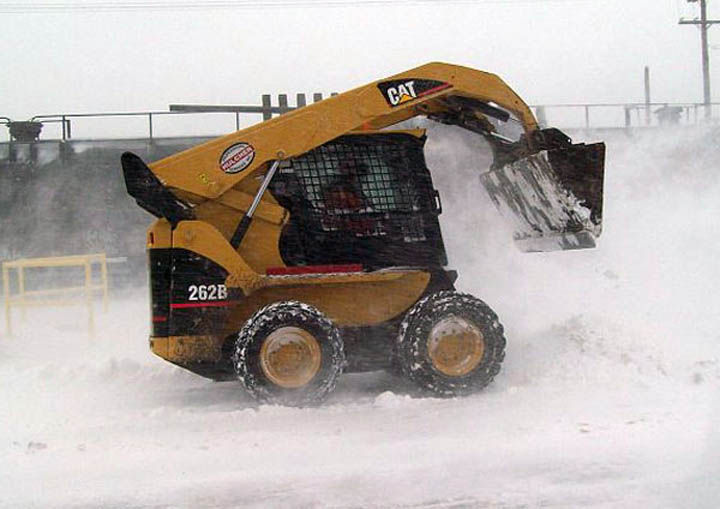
2,253 -> 108,336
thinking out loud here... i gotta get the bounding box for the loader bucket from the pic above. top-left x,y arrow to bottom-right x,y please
480,141 -> 605,252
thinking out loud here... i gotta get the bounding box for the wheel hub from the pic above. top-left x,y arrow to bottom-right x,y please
260,327 -> 322,388
427,315 -> 485,377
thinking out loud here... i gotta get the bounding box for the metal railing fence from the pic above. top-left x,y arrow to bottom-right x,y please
2,253 -> 109,336
3,97 -> 720,144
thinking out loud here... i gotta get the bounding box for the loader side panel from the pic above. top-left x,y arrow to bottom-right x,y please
149,247 -> 232,337
149,249 -> 172,337
168,249 -> 232,337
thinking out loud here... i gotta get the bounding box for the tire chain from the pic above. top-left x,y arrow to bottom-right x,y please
396,290 -> 506,396
234,300 -> 345,405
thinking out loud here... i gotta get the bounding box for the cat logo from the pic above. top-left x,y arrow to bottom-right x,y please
386,81 -> 417,106
377,78 -> 453,108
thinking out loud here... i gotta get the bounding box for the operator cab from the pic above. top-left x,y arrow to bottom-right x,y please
269,131 -> 447,270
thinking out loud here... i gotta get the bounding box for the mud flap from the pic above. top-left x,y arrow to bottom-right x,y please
480,142 -> 605,252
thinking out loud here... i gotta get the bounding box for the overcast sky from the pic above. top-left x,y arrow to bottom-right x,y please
1,0 -> 718,123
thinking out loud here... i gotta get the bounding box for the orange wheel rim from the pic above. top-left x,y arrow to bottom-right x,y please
260,327 -> 322,388
427,316 -> 485,377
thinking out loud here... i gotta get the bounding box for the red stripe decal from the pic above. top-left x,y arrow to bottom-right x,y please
152,315 -> 168,323
170,301 -> 233,309
266,264 -> 363,276
417,83 -> 452,98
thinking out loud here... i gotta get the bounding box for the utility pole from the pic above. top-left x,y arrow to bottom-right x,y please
680,0 -> 720,119
644,66 -> 651,125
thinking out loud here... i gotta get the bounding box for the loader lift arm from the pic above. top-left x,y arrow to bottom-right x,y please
143,62 -> 540,200
125,61 -> 604,253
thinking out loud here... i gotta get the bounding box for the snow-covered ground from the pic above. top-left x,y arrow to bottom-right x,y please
1,128 -> 719,508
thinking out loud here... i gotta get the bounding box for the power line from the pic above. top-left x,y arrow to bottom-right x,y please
0,0 -> 602,13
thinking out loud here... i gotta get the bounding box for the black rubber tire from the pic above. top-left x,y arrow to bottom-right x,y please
395,291 -> 506,397
234,301 -> 345,406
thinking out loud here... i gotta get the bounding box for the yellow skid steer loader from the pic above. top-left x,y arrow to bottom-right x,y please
122,62 -> 605,405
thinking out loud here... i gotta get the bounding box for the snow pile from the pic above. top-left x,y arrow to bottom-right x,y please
504,313 -> 671,389
431,125 -> 720,390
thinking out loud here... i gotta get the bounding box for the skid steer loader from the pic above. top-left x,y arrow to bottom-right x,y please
122,62 -> 605,405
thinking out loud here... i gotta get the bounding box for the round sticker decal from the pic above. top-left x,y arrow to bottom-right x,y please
219,142 -> 255,174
